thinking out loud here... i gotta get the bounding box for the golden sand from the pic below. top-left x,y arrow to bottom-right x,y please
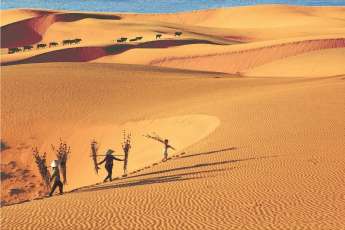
1,5 -> 345,229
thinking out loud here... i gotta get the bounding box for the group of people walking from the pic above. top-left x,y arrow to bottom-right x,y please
49,134 -> 175,197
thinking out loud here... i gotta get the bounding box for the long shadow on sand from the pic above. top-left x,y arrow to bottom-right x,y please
125,155 -> 277,181
75,167 -> 233,194
75,155 -> 278,194
177,147 -> 237,160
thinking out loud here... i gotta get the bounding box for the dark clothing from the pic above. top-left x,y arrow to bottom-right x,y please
99,155 -> 122,167
49,166 -> 63,196
49,180 -> 63,196
104,164 -> 113,182
98,155 -> 123,182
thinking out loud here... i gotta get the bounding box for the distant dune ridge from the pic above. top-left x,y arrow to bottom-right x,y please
1,12 -> 121,48
149,38 -> 345,73
1,4 -> 345,229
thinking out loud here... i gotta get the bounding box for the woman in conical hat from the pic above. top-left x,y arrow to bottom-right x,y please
98,149 -> 124,182
49,160 -> 63,196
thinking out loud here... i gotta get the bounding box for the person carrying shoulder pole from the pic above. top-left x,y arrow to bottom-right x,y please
49,160 -> 63,196
144,134 -> 175,161
98,149 -> 124,182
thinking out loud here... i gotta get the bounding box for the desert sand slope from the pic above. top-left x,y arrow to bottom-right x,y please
244,48 -> 345,77
148,37 -> 345,74
1,63 -> 228,205
0,11 -> 121,48
120,4 -> 345,29
1,39 -> 225,66
1,63 -> 345,229
0,9 -> 50,26
1,4 -> 345,229
1,5 -> 345,77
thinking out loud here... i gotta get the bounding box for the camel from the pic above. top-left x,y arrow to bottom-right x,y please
117,37 -> 127,43
23,45 -> 33,51
49,42 -> 59,47
8,47 -> 21,54
62,40 -> 72,45
175,31 -> 182,36
73,38 -> 82,44
37,44 -> 47,49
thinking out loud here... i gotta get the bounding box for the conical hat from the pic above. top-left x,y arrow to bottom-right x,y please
51,160 -> 58,167
106,149 -> 115,155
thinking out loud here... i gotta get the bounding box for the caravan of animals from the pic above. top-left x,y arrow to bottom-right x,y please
7,32 -> 182,54
31,130 -> 176,198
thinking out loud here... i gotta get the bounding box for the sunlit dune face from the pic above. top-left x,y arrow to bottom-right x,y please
1,5 -> 345,229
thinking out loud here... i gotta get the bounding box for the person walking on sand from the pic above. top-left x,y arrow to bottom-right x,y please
162,139 -> 175,161
49,160 -> 63,196
144,134 -> 176,161
98,149 -> 124,182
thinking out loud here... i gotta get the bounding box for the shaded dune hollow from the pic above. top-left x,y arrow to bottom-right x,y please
0,13 -> 121,48
150,38 -> 345,74
1,39 -> 222,65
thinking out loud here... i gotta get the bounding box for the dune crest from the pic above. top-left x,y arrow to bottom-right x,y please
244,48 -> 345,77
1,39 -> 222,66
1,5 -> 344,77
1,12 -> 121,48
150,38 -> 345,74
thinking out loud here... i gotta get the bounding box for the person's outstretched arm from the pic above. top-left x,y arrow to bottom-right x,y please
112,156 -> 124,161
168,145 -> 176,151
98,157 -> 106,165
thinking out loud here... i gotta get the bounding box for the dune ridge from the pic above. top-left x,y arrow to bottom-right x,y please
3,38 -> 344,74
150,37 -> 345,74
0,12 -> 121,48
1,62 -> 345,229
0,9 -> 53,26
1,39 -> 222,66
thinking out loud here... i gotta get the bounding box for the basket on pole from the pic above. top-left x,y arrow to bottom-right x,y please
52,139 -> 70,185
122,130 -> 132,176
91,140 -> 100,174
32,148 -> 51,191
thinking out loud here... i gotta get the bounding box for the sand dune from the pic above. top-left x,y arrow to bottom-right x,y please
120,5 -> 345,29
1,62 -> 345,229
1,4 -> 345,229
1,5 -> 344,77
150,37 -> 345,74
3,37 -> 344,73
0,9 -> 50,26
1,11 -> 121,48
1,62 -> 226,204
1,39 -> 224,65
245,47 -> 345,77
